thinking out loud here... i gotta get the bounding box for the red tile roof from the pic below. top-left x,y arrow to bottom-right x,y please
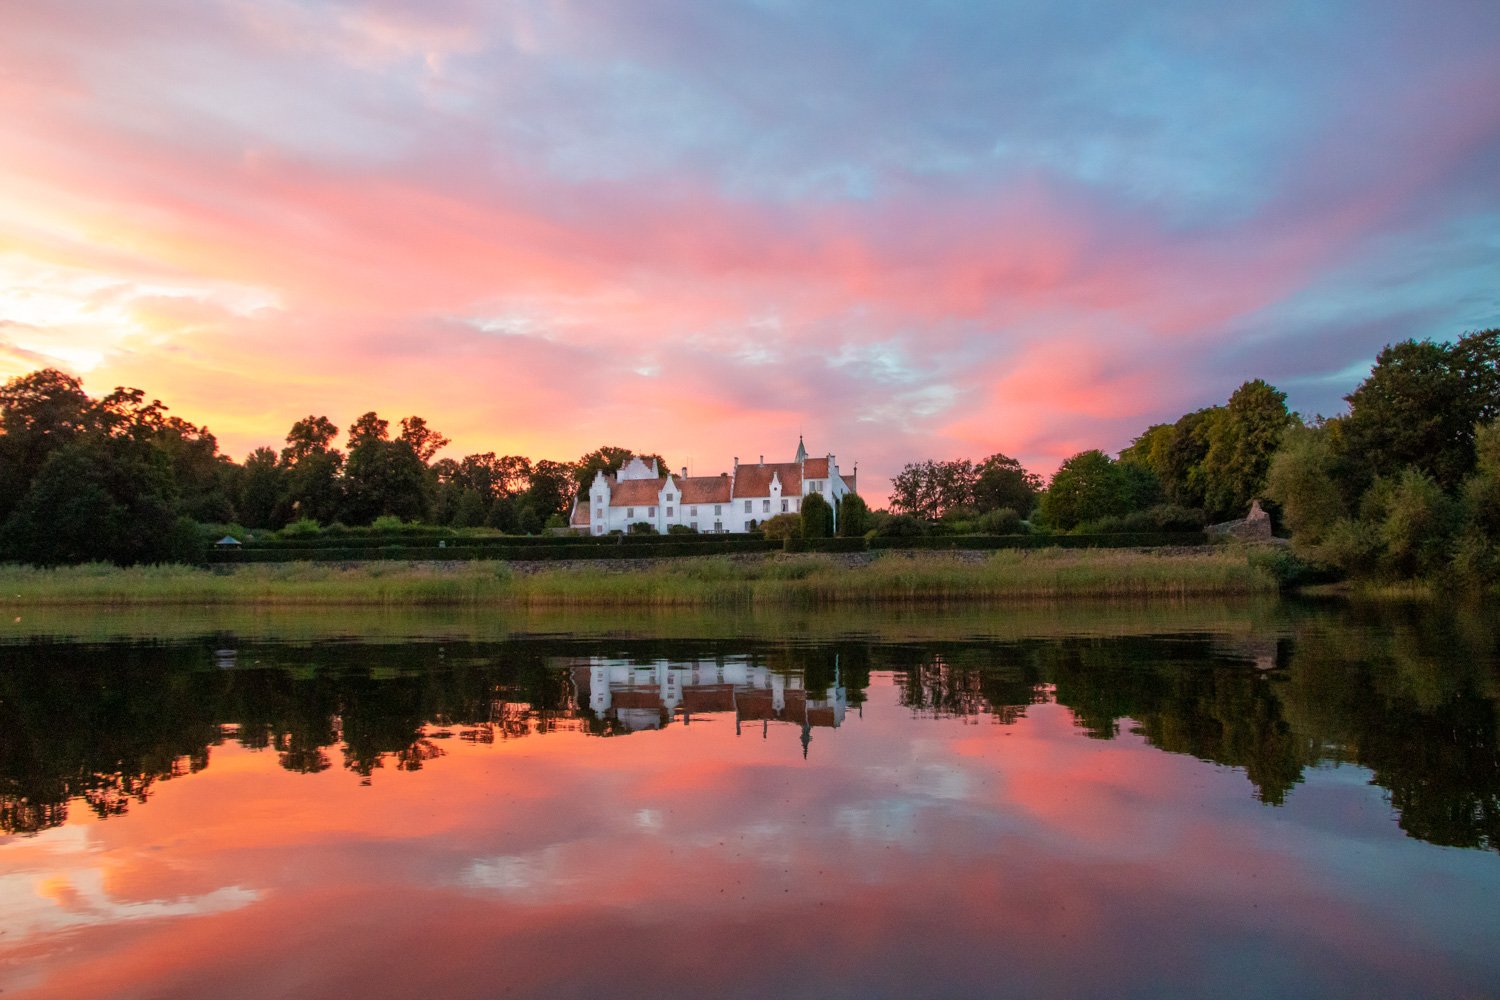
682,684 -> 737,713
842,474 -> 856,491
677,475 -> 732,504
803,458 -> 830,479
611,689 -> 664,710
732,462 -> 802,498
607,477 -> 667,508
570,502 -> 590,527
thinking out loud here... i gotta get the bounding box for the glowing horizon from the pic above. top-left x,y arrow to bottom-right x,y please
3,1 -> 1498,503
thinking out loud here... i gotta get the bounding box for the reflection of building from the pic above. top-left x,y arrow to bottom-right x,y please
572,657 -> 847,753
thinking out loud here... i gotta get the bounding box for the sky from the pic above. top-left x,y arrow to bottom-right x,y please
2,0 -> 1498,501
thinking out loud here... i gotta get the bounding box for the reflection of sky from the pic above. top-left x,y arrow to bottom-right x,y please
3,675 -> 1498,998
3,2 -> 1499,500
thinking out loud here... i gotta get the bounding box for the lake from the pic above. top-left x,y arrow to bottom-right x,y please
2,600 -> 1497,999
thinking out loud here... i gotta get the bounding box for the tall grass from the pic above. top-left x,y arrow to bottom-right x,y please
0,549 -> 1277,609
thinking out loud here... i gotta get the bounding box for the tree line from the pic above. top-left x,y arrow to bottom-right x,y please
0,368 -> 675,564
886,327 -> 1499,585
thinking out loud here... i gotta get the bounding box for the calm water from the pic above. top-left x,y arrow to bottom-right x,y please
2,601 -> 1498,999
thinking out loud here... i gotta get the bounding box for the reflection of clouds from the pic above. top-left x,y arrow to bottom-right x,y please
0,868 -> 257,938
460,846 -> 574,897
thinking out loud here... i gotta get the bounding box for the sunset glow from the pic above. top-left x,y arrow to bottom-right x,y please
4,1 -> 1498,494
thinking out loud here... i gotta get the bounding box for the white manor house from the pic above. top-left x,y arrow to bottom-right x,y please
569,437 -> 857,535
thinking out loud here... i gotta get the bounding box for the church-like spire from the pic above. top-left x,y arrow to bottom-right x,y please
795,434 -> 807,463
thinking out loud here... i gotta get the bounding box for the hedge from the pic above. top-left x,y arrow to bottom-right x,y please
209,538 -> 780,563
241,530 -> 763,551
868,532 -> 1208,550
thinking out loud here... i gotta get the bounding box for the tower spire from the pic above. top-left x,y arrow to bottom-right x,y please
795,433 -> 807,463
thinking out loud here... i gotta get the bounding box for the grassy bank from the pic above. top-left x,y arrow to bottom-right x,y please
0,549 -> 1277,609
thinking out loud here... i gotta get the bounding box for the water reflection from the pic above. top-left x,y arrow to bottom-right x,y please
2,602 -> 1499,999
0,602 -> 1496,854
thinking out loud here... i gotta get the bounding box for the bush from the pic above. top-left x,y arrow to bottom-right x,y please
281,518 -> 323,538
667,523 -> 696,535
370,514 -> 405,532
627,521 -> 658,535
873,513 -> 927,537
976,508 -> 1023,535
761,513 -> 802,540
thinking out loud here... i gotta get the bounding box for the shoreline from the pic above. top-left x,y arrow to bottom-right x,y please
0,548 -> 1279,607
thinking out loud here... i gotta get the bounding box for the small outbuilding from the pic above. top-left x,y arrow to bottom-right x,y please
214,536 -> 243,548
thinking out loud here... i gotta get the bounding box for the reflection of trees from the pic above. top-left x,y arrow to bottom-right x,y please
2,616 -> 1497,852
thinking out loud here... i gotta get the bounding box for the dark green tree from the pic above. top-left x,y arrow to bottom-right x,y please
801,491 -> 833,539
1037,450 -> 1132,531
972,453 -> 1043,516
0,436 -> 185,566
1199,379 -> 1295,521
235,447 -> 286,529
1335,329 -> 1499,491
837,492 -> 870,536
341,438 -> 429,525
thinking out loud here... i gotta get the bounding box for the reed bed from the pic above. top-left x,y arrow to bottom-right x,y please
0,549 -> 1276,609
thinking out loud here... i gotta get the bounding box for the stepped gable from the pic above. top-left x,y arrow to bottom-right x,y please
607,476 -> 666,508
678,475 -> 732,504
732,462 -> 802,498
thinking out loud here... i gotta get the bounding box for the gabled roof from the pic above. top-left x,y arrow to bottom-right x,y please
607,477 -> 667,508
570,501 -> 590,526
678,475 -> 732,505
732,462 -> 802,498
803,457 -> 830,479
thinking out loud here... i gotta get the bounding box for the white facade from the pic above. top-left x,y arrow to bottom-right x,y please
569,438 -> 857,535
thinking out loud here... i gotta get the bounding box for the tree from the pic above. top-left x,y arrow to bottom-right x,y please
888,459 -> 977,520
972,453 -> 1043,517
1264,425 -> 1345,552
0,436 -> 185,566
837,493 -> 870,536
1199,379 -> 1295,521
235,447 -> 286,529
341,438 -> 429,525
1122,408 -> 1220,510
398,416 -> 449,464
346,411 -> 390,450
0,368 -> 98,521
1037,450 -> 1132,531
522,460 -> 575,522
279,416 -> 343,525
1335,329 -> 1499,491
801,492 -> 833,539
280,415 -> 339,466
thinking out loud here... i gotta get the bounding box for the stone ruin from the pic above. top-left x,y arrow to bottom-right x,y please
1206,499 -> 1274,542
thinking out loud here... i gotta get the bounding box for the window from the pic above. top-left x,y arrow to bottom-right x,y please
714,505 -> 722,515
626,507 -> 634,518
691,506 -> 698,516
690,522 -> 697,531
762,499 -> 770,512
595,508 -> 603,520
744,500 -> 751,513
648,506 -> 656,517
666,507 -> 673,517
781,499 -> 788,512
594,526 -> 603,535
666,493 -> 674,502
714,520 -> 722,532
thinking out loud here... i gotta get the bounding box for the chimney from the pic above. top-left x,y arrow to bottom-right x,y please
734,456 -> 738,470
680,466 -> 687,478
759,454 -> 764,465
